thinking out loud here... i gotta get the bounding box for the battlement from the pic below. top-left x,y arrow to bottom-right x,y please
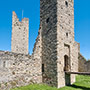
22,18 -> 29,21
12,11 -> 29,23
12,11 -> 16,16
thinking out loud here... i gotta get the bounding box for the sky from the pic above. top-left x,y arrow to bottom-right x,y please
0,0 -> 90,60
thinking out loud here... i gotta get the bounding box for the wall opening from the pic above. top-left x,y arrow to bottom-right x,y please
46,18 -> 50,23
42,64 -> 44,73
66,33 -> 68,37
64,55 -> 71,86
65,1 -> 68,7
64,55 -> 70,71
3,61 -> 6,67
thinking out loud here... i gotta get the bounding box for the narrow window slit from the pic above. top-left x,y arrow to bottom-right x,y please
42,64 -> 44,73
65,1 -> 68,7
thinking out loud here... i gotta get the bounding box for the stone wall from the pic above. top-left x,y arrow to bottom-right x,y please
11,11 -> 29,54
78,53 -> 90,72
32,24 -> 42,62
78,53 -> 87,72
40,0 -> 79,88
0,50 -> 42,90
57,0 -> 79,88
85,61 -> 90,72
40,0 -> 58,87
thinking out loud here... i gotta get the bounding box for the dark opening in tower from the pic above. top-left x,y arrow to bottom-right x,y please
65,1 -> 68,7
64,55 -> 70,71
64,55 -> 71,86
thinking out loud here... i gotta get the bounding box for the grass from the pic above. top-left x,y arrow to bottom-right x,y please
11,75 -> 90,90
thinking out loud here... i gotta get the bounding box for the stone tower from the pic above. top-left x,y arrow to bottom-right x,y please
11,11 -> 29,54
40,0 -> 79,88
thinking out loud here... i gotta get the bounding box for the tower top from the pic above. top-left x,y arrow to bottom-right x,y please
12,11 -> 29,22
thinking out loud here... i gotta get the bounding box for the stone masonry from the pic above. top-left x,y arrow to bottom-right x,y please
0,11 -> 43,90
0,50 -> 42,90
78,53 -> 87,72
40,0 -> 79,88
85,61 -> 90,72
0,0 -> 87,89
78,53 -> 90,72
11,11 -> 29,54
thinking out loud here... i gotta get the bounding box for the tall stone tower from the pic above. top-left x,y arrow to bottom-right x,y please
40,0 -> 79,88
11,11 -> 29,54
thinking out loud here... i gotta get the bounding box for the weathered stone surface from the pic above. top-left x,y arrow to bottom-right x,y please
0,51 -> 42,90
78,53 -> 87,72
40,0 -> 58,87
78,53 -> 90,72
0,0 -> 83,89
11,11 -> 29,54
85,61 -> 90,72
40,0 -> 79,88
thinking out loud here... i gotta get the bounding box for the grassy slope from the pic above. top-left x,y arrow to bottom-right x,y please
11,75 -> 90,90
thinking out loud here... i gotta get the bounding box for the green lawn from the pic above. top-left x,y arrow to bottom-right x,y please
11,75 -> 90,90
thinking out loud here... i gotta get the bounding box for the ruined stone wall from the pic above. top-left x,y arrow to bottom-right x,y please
78,53 -> 90,72
32,24 -> 42,62
85,61 -> 90,72
78,53 -> 87,72
11,11 -> 29,54
0,51 -> 42,90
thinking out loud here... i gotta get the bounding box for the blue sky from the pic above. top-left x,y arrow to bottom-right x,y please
0,0 -> 90,60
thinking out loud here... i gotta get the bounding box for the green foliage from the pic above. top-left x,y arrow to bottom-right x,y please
11,75 -> 90,90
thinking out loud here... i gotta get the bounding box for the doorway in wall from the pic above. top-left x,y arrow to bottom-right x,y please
64,55 -> 71,86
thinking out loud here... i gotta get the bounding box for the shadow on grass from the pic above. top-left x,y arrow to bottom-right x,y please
69,85 -> 90,90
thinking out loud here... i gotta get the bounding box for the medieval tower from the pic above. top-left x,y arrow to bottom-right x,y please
40,0 -> 79,88
0,0 -> 89,89
11,11 -> 29,54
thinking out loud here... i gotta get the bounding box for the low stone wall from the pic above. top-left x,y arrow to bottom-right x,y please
78,53 -> 87,72
78,53 -> 90,72
85,61 -> 90,72
0,51 -> 42,90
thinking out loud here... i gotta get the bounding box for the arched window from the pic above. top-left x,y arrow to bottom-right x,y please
64,55 -> 71,85
64,55 -> 70,71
